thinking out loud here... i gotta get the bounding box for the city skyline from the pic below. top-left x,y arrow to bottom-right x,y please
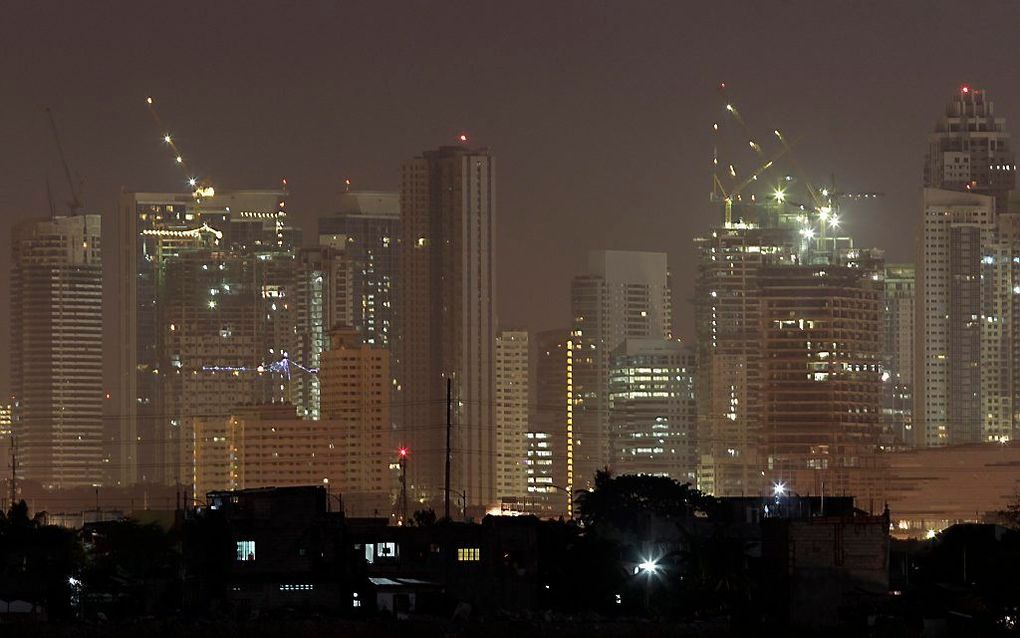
5,2 -> 1020,396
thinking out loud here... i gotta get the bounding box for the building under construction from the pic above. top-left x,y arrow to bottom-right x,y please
695,88 -> 887,503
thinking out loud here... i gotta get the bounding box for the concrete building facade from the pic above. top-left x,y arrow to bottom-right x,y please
608,338 -> 696,482
10,215 -> 103,489
397,145 -> 496,508
570,250 -> 671,491
319,326 -> 393,516
494,330 -> 529,501
882,264 -> 916,447
318,190 -> 400,347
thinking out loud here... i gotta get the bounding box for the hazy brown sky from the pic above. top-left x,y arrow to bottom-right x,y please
3,0 -> 1020,395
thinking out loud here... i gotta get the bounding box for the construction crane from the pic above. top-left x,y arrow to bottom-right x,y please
44,107 -> 84,215
712,145 -> 792,226
717,86 -> 885,254
145,96 -> 215,202
713,83 -> 796,226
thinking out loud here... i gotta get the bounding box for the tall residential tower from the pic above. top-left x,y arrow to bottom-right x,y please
397,145 -> 496,508
10,215 -> 103,489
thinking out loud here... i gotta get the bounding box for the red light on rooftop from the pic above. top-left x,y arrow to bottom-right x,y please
962,85 -> 970,94
458,133 -> 468,142
398,447 -> 408,458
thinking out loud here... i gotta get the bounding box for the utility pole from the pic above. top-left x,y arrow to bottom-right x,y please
445,378 -> 452,521
9,433 -> 16,509
399,448 -> 408,524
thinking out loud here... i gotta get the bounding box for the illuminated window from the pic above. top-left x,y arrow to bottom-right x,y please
457,547 -> 480,562
236,540 -> 256,561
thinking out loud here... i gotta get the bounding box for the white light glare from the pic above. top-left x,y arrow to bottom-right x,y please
772,482 -> 787,497
638,559 -> 659,573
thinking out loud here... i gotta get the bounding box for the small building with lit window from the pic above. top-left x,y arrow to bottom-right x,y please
346,515 -> 541,613
206,485 -> 361,614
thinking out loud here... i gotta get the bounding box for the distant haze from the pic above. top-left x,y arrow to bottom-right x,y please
3,0 -> 1019,393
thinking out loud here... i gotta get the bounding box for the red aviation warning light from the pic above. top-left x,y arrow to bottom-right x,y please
398,447 -> 408,458
962,85 -> 970,94
458,133 -> 468,142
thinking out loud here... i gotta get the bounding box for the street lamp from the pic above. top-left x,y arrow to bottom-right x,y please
636,557 -> 660,612
638,559 -> 659,574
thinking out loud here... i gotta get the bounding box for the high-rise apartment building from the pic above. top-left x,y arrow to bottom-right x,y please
693,223 -> 799,496
193,403 -> 337,502
291,246 -> 353,419
528,329 -> 572,518
570,250 -> 671,490
924,87 -> 1015,212
495,330 -> 529,501
117,189 -> 298,486
10,215 -> 103,488
759,263 -> 884,504
916,188 -> 997,446
318,190 -> 400,347
917,89 -> 1020,447
608,338 -> 696,482
979,211 -> 1020,442
397,145 -> 496,508
162,247 -> 297,486
319,326 -> 393,516
882,264 -> 915,447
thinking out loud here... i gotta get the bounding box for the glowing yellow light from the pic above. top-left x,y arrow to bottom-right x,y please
146,97 -> 153,104
208,300 -> 217,309
188,178 -> 197,187
725,104 -> 734,112
163,134 -> 172,143
176,156 -> 183,163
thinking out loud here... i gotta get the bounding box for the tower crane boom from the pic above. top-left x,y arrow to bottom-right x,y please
145,96 -> 215,202
44,107 -> 84,215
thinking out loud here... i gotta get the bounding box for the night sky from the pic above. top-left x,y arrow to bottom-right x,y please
3,0 -> 1020,395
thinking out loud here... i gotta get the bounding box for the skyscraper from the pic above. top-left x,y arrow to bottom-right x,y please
318,190 -> 400,347
916,88 -> 1020,447
924,86 -> 1015,212
608,338 -> 696,482
979,210 -> 1020,442
319,326 -> 393,516
570,250 -> 671,490
116,189 -> 298,486
693,223 -> 799,496
291,246 -> 353,419
528,329 -> 572,518
10,215 -> 103,489
397,145 -> 496,508
882,264 -> 915,447
495,330 -> 529,501
916,188 -> 997,446
759,263 -> 884,503
162,247 -> 296,487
